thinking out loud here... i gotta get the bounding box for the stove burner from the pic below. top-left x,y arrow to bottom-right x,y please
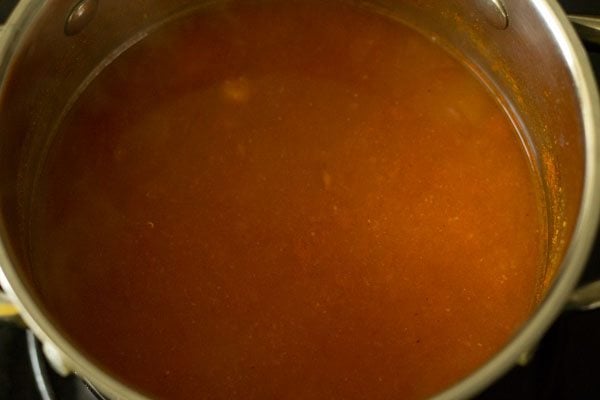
24,330 -> 105,400
10,309 -> 600,400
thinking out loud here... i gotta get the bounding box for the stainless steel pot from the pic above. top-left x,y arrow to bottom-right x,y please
0,0 -> 598,399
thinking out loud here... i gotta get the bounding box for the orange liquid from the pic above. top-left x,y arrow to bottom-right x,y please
30,1 -> 545,399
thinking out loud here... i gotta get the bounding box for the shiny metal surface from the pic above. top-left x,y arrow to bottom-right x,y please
0,0 -> 597,399
64,0 -> 98,36
567,281 -> 600,310
435,0 -> 600,398
475,0 -> 509,30
569,15 -> 600,45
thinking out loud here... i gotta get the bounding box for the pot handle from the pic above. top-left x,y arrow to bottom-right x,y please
567,280 -> 600,311
569,15 -> 600,46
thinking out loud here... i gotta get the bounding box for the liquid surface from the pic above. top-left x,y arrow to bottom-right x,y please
30,2 -> 545,399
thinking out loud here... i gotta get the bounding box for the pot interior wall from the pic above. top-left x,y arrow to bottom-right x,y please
372,0 -> 583,300
0,0 -> 584,353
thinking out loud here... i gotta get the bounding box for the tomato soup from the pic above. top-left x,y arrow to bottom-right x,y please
29,1 -> 546,399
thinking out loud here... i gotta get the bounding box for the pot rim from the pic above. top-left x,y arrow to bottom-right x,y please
0,0 -> 598,399
434,0 -> 600,398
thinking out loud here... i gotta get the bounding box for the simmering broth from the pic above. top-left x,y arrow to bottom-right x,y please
29,1 -> 546,399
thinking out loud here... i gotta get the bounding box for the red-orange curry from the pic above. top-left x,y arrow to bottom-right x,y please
30,1 -> 546,399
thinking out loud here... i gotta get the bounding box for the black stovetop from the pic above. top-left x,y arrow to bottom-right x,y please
1,1 -> 600,399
